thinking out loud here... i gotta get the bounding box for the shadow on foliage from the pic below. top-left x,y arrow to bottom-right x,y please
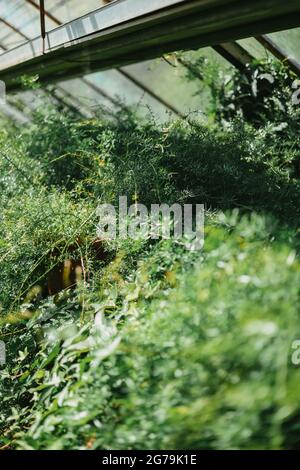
23,109 -> 300,228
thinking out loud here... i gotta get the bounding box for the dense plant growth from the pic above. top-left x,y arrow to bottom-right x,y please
0,59 -> 299,449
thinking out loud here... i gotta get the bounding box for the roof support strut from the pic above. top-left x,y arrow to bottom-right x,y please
1,0 -> 300,91
39,0 -> 46,53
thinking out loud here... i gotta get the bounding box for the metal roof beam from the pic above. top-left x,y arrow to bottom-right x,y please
15,1 -> 185,116
212,42 -> 253,70
0,0 -> 299,91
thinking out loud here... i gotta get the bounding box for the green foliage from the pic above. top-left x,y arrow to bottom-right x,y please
215,59 -> 299,128
20,75 -> 41,91
0,188 -> 94,310
0,94 -> 299,449
182,56 -> 300,178
21,107 -> 300,219
1,214 -> 299,450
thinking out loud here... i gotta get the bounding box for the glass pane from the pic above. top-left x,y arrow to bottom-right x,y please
268,27 -> 300,64
237,38 -> 270,60
46,0 -> 109,25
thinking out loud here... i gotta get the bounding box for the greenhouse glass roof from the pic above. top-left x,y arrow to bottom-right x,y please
0,0 -> 300,123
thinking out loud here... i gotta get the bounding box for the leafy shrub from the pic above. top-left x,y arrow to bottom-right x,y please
21,107 -> 300,221
181,56 -> 300,178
